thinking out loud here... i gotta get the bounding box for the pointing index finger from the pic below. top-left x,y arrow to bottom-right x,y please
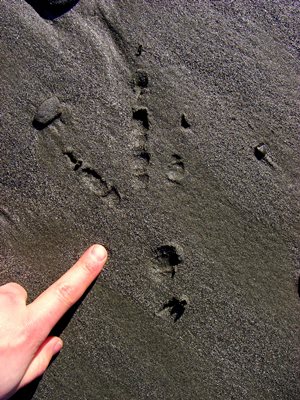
28,244 -> 107,338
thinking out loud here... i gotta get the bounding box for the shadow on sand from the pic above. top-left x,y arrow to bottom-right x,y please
25,0 -> 80,20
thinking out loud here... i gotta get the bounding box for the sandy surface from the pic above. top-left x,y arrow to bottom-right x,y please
1,1 -> 300,399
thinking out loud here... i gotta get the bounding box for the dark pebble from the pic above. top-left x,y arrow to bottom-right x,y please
33,96 -> 61,129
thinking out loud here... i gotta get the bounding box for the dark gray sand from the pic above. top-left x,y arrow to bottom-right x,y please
1,1 -> 300,399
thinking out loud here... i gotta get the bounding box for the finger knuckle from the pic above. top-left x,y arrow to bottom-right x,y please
56,283 -> 74,307
82,259 -> 99,275
17,324 -> 32,347
0,282 -> 27,301
9,282 -> 27,295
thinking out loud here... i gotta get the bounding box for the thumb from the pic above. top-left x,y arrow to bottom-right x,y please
17,336 -> 63,389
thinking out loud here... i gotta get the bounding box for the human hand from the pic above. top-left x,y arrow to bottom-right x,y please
0,244 -> 107,400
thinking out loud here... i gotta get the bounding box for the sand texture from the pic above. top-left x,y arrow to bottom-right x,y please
1,1 -> 300,399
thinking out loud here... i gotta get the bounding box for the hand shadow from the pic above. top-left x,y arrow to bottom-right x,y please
10,280 -> 96,400
25,0 -> 80,20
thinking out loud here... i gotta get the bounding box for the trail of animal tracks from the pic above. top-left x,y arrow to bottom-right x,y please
1,1 -> 299,399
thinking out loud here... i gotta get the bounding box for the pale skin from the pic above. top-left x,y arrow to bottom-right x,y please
0,244 -> 107,400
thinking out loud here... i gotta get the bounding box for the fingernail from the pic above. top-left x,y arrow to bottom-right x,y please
91,244 -> 107,261
53,339 -> 63,354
